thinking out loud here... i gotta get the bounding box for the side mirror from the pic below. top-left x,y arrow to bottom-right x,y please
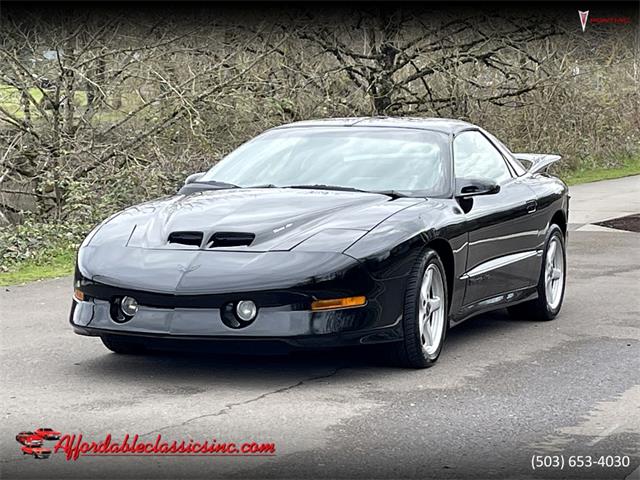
184,172 -> 205,186
455,178 -> 500,198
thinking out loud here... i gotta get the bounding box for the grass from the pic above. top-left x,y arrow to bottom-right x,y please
0,249 -> 75,286
0,83 -> 136,121
1,158 -> 638,286
0,85 -> 88,117
561,156 -> 640,186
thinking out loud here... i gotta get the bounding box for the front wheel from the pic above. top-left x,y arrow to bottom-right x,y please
508,224 -> 566,321
387,248 -> 448,368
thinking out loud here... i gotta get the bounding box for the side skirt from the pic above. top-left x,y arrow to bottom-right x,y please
449,285 -> 538,327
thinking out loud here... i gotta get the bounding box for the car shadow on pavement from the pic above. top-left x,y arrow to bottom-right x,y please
71,309 -> 534,385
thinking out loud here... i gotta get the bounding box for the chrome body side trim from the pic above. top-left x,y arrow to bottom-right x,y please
461,250 -> 542,279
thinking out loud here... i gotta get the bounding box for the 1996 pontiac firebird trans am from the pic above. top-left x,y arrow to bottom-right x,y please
70,117 -> 568,368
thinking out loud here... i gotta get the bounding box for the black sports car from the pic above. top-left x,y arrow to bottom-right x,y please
70,117 -> 568,368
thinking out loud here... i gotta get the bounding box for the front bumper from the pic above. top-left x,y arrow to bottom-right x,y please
71,247 -> 409,348
70,298 -> 403,348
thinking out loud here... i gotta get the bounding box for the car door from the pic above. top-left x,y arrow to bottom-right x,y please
454,130 -> 540,307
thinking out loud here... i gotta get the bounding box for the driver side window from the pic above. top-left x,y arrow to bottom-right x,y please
454,131 -> 512,184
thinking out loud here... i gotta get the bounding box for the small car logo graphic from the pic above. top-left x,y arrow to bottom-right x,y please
34,428 -> 61,441
16,428 -> 61,459
579,10 -> 589,32
15,432 -> 43,448
20,446 -> 52,459
177,263 -> 200,273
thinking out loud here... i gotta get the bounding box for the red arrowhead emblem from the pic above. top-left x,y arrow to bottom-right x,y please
578,10 -> 589,32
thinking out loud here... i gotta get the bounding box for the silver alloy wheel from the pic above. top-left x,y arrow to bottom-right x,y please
418,264 -> 445,355
544,236 -> 565,310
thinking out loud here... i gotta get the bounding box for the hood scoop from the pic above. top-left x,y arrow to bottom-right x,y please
207,231 -> 255,248
168,231 -> 203,247
124,189 -> 424,252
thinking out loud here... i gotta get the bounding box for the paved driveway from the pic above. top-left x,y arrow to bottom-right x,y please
1,176 -> 638,479
568,175 -> 640,229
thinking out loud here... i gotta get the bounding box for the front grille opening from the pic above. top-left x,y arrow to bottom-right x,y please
168,231 -> 203,247
208,232 -> 255,248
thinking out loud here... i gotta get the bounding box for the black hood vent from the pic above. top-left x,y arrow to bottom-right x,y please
208,232 -> 255,248
168,231 -> 203,247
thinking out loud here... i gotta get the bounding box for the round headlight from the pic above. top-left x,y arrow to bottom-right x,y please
236,300 -> 257,322
121,296 -> 139,316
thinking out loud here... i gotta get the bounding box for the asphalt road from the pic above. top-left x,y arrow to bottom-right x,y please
1,176 -> 639,480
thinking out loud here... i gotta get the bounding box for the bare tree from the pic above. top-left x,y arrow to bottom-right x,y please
0,5 -> 637,239
293,7 -> 563,116
0,10 -> 286,221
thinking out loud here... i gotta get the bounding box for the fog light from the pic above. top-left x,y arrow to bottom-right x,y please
236,300 -> 257,321
120,296 -> 139,316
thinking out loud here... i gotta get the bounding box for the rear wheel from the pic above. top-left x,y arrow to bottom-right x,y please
101,336 -> 146,355
387,248 -> 448,368
508,224 -> 566,321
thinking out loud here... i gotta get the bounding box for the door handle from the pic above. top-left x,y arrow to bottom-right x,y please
526,199 -> 537,214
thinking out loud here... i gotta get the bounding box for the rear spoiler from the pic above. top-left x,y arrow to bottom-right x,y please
514,153 -> 562,175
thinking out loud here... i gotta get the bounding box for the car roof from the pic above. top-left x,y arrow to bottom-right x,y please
272,116 -> 476,135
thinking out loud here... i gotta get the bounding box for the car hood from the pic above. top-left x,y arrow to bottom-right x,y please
79,188 -> 423,292
87,188 -> 424,253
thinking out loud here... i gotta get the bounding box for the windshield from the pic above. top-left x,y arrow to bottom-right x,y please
201,127 -> 451,196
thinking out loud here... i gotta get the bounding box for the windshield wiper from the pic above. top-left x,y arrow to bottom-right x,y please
371,190 -> 410,199
285,183 -> 362,192
193,180 -> 241,189
285,184 -> 409,199
245,184 -> 279,188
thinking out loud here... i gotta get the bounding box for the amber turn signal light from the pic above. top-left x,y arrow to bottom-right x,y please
311,296 -> 367,311
73,289 -> 85,301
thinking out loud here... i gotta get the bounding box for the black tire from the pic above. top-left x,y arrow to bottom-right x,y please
387,248 -> 448,369
508,224 -> 566,321
101,336 -> 146,355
